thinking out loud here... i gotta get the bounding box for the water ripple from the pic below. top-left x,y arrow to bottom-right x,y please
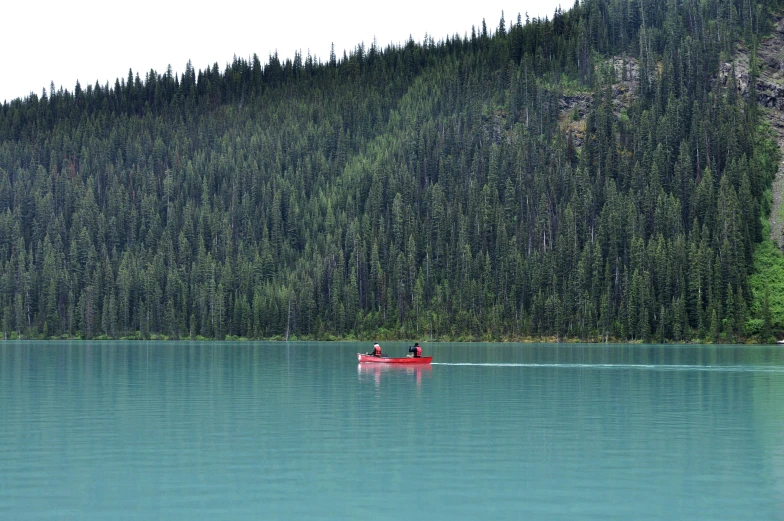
432,362 -> 784,372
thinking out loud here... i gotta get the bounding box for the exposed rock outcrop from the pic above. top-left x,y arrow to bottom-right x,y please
558,56 -> 639,148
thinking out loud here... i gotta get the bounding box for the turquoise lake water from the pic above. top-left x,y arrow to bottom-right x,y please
1,341 -> 783,520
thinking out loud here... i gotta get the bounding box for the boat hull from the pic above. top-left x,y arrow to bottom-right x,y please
357,354 -> 432,364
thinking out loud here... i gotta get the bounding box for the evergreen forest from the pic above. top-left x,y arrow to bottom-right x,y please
1,0 -> 784,342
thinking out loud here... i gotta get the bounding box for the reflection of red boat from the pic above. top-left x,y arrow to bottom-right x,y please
357,363 -> 432,373
357,354 -> 432,364
357,362 -> 431,387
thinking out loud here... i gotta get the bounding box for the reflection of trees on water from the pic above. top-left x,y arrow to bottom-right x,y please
752,369 -> 784,514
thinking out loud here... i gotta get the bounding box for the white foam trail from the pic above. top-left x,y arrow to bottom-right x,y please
430,362 -> 784,373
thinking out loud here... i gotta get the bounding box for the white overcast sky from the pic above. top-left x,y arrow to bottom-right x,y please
2,0 -> 565,104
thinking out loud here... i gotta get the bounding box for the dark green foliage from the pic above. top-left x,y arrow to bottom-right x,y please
750,240 -> 784,340
0,0 -> 783,341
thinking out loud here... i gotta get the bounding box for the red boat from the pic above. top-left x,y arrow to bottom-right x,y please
357,353 -> 432,364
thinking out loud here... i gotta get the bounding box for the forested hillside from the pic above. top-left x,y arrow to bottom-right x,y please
1,0 -> 783,341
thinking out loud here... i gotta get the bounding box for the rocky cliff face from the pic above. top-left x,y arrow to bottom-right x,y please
558,56 -> 639,148
728,15 -> 784,110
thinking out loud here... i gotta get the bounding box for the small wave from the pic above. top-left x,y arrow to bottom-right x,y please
430,362 -> 784,373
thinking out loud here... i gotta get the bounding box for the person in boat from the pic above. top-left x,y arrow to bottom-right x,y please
408,342 -> 422,358
369,343 -> 383,357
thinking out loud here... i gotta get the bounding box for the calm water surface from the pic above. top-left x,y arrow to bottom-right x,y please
1,341 -> 783,520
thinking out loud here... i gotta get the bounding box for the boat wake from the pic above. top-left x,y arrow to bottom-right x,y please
430,362 -> 784,373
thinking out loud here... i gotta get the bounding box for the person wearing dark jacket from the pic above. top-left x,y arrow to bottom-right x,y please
408,343 -> 422,358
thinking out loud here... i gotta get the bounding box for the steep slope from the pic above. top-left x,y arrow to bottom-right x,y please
731,14 -> 784,246
728,12 -> 784,334
0,0 -> 783,342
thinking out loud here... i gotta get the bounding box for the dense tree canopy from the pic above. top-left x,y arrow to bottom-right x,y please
0,0 -> 782,341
